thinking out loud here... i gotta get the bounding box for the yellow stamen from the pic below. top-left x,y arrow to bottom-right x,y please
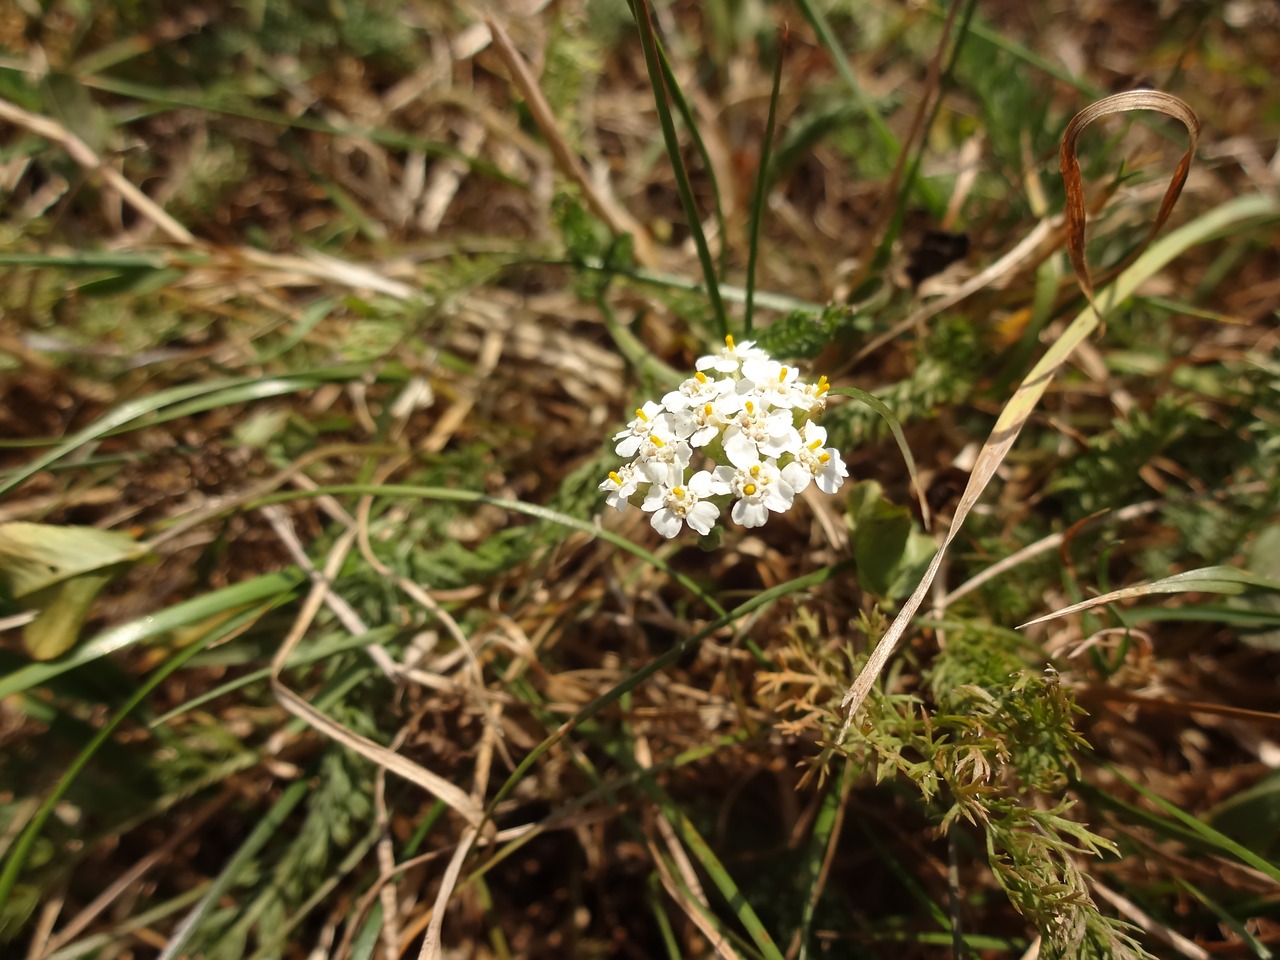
703,403 -> 713,417
651,435 -> 665,448
672,486 -> 685,498
778,366 -> 788,382
750,465 -> 761,477
745,400 -> 754,415
635,407 -> 648,422
695,371 -> 707,383
818,453 -> 831,464
608,471 -> 623,485
725,334 -> 736,350
744,483 -> 757,496
808,439 -> 823,452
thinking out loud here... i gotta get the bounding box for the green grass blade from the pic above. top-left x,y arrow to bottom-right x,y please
64,72 -> 519,186
1176,878 -> 1272,959
652,38 -> 729,281
830,386 -> 930,529
486,559 -> 846,813
154,779 -> 311,960
1104,765 -> 1280,884
792,0 -> 901,163
251,483 -> 727,618
743,39 -> 784,337
0,602 -> 266,911
1020,565 -> 1280,629
600,736 -> 784,960
0,368 -> 365,497
0,571 -> 302,700
630,0 -> 729,340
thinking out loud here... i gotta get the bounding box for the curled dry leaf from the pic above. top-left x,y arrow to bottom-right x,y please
1060,89 -> 1202,307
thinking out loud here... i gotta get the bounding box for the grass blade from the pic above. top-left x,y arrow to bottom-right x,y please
630,0 -> 729,339
0,601 -> 268,911
743,33 -> 785,337
0,571 -> 302,700
1020,565 -> 1280,628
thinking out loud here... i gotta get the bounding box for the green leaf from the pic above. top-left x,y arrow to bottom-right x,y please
846,481 -> 933,600
0,523 -> 146,598
1207,771 -> 1280,862
0,523 -> 150,659
1233,524 -> 1280,650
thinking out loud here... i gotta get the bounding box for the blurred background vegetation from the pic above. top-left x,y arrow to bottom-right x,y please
0,1 -> 1278,957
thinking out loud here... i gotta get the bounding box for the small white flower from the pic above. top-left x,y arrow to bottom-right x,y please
642,470 -> 728,538
687,392 -> 743,447
598,463 -> 644,512
634,433 -> 692,484
613,401 -> 668,457
715,457 -> 795,528
738,357 -> 803,409
662,370 -> 734,412
695,334 -> 767,374
781,422 -> 848,494
722,399 -> 802,468
795,374 -> 832,416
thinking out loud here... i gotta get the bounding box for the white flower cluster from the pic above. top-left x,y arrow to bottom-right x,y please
600,335 -> 848,538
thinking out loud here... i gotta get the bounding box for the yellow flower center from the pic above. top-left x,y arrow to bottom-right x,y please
672,486 -> 685,498
744,483 -> 757,496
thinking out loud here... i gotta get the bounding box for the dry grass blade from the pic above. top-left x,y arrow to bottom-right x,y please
269,529 -> 484,826
0,97 -> 195,245
1018,564 -> 1280,628
1060,90 -> 1201,306
485,16 -> 658,268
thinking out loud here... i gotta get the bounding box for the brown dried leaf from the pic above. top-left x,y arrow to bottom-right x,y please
1060,90 -> 1201,307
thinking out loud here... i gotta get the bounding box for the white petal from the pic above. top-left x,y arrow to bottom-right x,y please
616,435 -> 642,457
732,498 -> 769,528
781,461 -> 811,493
691,424 -> 719,447
686,502 -> 720,535
765,482 -> 795,512
688,471 -> 724,497
802,422 -> 829,446
759,426 -> 801,459
740,357 -> 777,384
671,441 -> 693,470
817,456 -> 848,494
640,400 -> 665,419
724,429 -> 760,469
650,508 -> 682,538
